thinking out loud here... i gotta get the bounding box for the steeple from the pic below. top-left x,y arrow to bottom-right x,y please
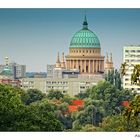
83,13 -> 88,29
61,52 -> 66,69
106,53 -> 109,63
56,52 -> 60,63
56,52 -> 61,68
110,53 -> 112,63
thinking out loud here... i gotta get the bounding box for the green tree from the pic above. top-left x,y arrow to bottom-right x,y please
89,81 -> 134,116
21,89 -> 46,105
75,91 -> 90,99
123,95 -> 140,131
100,115 -> 126,131
120,63 -> 140,86
0,84 -> 25,131
47,89 -> 64,100
81,124 -> 100,132
105,69 -> 122,90
0,85 -> 63,131
61,94 -> 76,104
15,102 -> 63,131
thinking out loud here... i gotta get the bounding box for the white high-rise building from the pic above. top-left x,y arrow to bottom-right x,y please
123,45 -> 140,93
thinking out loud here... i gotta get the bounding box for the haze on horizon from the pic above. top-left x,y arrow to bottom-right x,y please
0,9 -> 140,72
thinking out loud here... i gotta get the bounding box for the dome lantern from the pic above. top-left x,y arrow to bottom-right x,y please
83,15 -> 88,29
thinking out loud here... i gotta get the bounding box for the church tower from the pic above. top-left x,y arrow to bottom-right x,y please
55,52 -> 61,68
61,52 -> 66,69
105,53 -> 114,74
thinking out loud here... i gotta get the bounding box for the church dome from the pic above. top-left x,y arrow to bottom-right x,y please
70,15 -> 100,48
0,66 -> 13,76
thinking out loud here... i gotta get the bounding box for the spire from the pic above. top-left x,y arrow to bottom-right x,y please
110,53 -> 113,63
56,52 -> 60,63
83,12 -> 88,29
56,52 -> 61,68
61,52 -> 66,69
106,53 -> 109,62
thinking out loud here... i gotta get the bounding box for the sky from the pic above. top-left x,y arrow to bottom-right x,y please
0,9 -> 140,72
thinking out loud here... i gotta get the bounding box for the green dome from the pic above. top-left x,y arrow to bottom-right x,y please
70,15 -> 100,48
0,66 -> 13,76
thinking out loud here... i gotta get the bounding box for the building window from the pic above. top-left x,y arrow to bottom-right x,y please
131,50 -> 135,53
125,78 -> 129,81
125,50 -> 129,53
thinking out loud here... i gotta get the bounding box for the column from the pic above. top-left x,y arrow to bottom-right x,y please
99,60 -> 100,72
94,60 -> 96,73
96,60 -> 98,73
69,60 -> 71,69
88,60 -> 91,73
66,60 -> 68,69
84,60 -> 86,73
92,60 -> 94,73
72,60 -> 74,69
80,60 -> 83,73
76,60 -> 79,69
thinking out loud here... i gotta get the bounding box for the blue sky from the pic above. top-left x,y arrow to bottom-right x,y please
0,9 -> 140,72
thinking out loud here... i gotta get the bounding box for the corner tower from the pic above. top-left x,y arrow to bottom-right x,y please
65,15 -> 104,74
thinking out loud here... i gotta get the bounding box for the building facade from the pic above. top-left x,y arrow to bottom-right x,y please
21,76 -> 104,96
123,45 -> 140,93
65,16 -> 104,75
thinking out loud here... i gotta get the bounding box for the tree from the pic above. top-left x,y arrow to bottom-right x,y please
120,63 -> 140,86
131,65 -> 140,86
0,84 -> 25,131
81,124 -> 100,132
21,89 -> 46,105
47,89 -> 64,100
100,95 -> 140,132
114,69 -> 122,90
105,69 -> 122,90
15,102 -> 63,131
123,95 -> 140,131
100,115 -> 126,131
0,85 -> 63,131
75,91 -> 90,99
61,94 -> 76,104
88,81 -> 134,116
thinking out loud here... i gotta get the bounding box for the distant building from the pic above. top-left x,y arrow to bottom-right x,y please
46,64 -> 55,78
0,78 -> 21,87
0,57 -> 26,79
34,72 -> 47,78
123,45 -> 140,93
